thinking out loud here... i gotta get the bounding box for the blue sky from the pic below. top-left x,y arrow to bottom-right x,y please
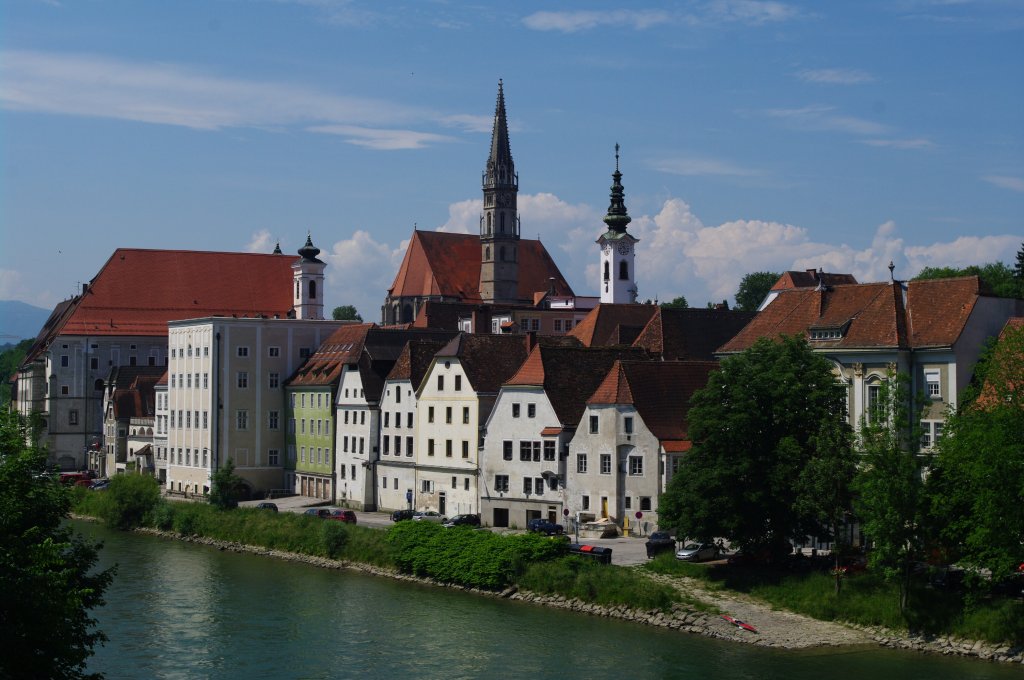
2,0 -> 1022,320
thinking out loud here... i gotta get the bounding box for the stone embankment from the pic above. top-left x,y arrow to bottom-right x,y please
132,528 -> 1023,665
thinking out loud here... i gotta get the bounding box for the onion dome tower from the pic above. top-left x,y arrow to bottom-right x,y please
292,233 -> 326,320
597,145 -> 638,304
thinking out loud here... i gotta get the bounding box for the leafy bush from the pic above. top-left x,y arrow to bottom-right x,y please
100,474 -> 161,529
319,521 -> 349,558
147,500 -> 175,530
520,558 -> 681,610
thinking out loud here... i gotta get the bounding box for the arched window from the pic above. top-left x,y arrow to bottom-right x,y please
619,260 -> 629,280
603,261 -> 610,281
485,246 -> 490,261
486,213 -> 492,233
309,280 -> 317,300
295,280 -> 300,298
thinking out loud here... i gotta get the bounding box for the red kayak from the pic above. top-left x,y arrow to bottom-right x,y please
721,614 -> 758,633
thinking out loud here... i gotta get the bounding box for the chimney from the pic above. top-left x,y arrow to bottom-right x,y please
524,330 -> 537,353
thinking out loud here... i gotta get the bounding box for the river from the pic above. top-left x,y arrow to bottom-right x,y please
76,521 -> 1019,679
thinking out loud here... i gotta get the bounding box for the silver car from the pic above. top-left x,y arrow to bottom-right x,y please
675,542 -> 719,562
412,511 -> 446,523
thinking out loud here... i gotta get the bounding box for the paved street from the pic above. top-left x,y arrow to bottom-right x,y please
238,496 -> 657,565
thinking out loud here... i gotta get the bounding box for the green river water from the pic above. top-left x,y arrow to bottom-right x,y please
76,521 -> 1021,679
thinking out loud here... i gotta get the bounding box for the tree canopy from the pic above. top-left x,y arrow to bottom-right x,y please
913,261 -> 1023,299
928,324 -> 1024,585
209,459 -> 246,509
659,335 -> 851,558
0,411 -> 113,678
332,305 -> 363,321
0,338 -> 33,406
660,295 -> 689,310
734,271 -> 780,311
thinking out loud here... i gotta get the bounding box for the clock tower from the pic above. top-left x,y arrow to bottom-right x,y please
479,80 -> 520,304
597,145 -> 638,304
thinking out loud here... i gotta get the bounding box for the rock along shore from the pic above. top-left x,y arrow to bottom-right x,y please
109,523 -> 1021,666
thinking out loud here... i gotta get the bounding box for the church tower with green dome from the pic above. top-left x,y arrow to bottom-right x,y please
597,145 -> 638,304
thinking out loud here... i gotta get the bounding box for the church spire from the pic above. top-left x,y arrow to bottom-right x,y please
603,143 -> 632,235
479,80 -> 520,304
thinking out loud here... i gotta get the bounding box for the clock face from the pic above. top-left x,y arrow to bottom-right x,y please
616,242 -> 631,255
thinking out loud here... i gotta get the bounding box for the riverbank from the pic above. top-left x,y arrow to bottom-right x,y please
102,521 -> 1020,665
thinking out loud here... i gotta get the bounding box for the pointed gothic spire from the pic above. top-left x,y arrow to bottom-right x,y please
603,143 -> 632,234
484,79 -> 516,189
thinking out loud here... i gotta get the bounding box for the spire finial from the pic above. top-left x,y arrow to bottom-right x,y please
615,143 -> 620,172
888,260 -> 895,281
603,145 -> 631,234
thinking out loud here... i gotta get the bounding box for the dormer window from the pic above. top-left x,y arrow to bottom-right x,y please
808,321 -> 850,341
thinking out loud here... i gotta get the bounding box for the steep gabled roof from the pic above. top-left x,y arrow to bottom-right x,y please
433,333 -> 530,394
286,324 -> 376,388
587,360 -> 718,443
506,345 -> 649,426
106,365 -> 164,420
633,307 -> 757,360
772,269 -> 858,291
568,303 -> 658,347
386,339 -> 451,390
906,276 -> 982,348
387,231 -> 573,303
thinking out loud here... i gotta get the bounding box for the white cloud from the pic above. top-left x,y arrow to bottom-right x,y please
650,155 -> 760,177
322,230 -> 408,321
706,0 -> 801,24
862,138 -> 936,149
437,199 -> 481,234
798,68 -> 874,85
904,234 -> 1023,272
764,105 -> 889,135
0,49 -> 479,149
982,175 -> 1024,193
245,229 -> 275,253
522,9 -> 674,32
308,125 -> 453,150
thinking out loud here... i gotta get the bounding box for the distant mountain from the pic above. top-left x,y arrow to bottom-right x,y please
0,300 -> 51,342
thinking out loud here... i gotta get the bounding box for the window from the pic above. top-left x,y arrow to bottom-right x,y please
300,419 -> 306,434
437,375 -> 444,391
554,319 -> 562,332
325,421 -> 330,436
383,437 -> 390,455
589,415 -> 599,434
464,478 -> 469,491
187,374 -> 192,388
406,413 -> 413,428
452,476 -> 457,489
269,346 -> 280,357
600,454 -> 611,475
186,411 -> 191,428
503,441 -> 513,461
629,456 -> 643,476
576,454 -> 587,473
445,440 -> 453,457
61,385 -> 69,395
406,436 -> 413,456
91,357 -> 98,370
461,440 -> 469,458
534,477 -> 544,495
463,407 -> 470,424
288,417 -> 295,434
454,375 -> 462,391
867,383 -> 883,422
237,372 -> 249,388
921,420 -> 945,449
237,346 -> 249,357
384,412 -> 390,428
421,480 -> 434,493
268,411 -> 279,430
625,496 -> 632,509
69,410 -> 78,425
299,347 -> 312,359
428,439 -> 435,456
360,412 -> 365,425
523,478 -> 533,494
445,407 -> 452,424
619,260 -> 629,280
236,410 -> 248,430
624,416 -> 633,434
640,497 -> 652,511
520,441 -> 532,462
543,441 -> 555,461
428,407 -> 435,423
527,403 -> 536,418
269,372 -> 280,389
582,495 -> 590,510
61,355 -> 69,367
925,369 -> 941,399
268,449 -> 279,466
512,403 -> 520,418
203,373 -> 208,389
395,388 -> 401,404
395,436 -> 402,456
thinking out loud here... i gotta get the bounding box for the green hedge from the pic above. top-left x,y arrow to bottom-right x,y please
519,557 -> 683,611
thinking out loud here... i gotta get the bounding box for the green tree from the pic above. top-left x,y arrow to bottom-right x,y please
853,372 -> 926,614
734,271 -> 780,311
99,473 -> 161,530
332,305 -> 363,321
659,335 -> 849,560
914,262 -> 1022,299
209,459 -> 246,509
929,324 -> 1024,586
0,338 -> 33,406
660,296 -> 689,309
0,411 -> 114,679
1014,242 -> 1024,281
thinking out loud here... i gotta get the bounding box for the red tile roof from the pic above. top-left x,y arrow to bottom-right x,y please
588,360 -> 718,442
385,339 -> 454,390
387,231 -> 574,303
434,333 -> 531,394
506,345 -> 649,426
771,269 -> 858,291
720,276 -> 987,353
39,248 -> 296,341
286,324 -> 375,388
568,304 -> 658,347
632,307 -> 757,360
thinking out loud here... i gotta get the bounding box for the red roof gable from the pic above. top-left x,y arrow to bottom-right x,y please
46,248 -> 295,339
772,269 -> 858,291
568,304 -> 658,347
387,231 -> 573,303
632,307 -> 757,360
286,324 -> 375,388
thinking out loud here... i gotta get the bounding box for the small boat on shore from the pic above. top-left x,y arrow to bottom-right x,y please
721,614 -> 758,633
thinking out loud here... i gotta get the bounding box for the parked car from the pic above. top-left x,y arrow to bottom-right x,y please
303,508 -> 332,519
89,479 -> 110,491
412,511 -> 446,523
527,519 -> 564,536
326,509 -> 357,524
675,542 -> 719,562
442,513 -> 480,528
645,531 -> 676,558
391,509 -> 415,522
255,502 -> 278,512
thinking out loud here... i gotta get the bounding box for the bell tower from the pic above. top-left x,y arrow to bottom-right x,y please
292,233 -> 326,320
479,80 -> 520,304
597,145 -> 638,304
